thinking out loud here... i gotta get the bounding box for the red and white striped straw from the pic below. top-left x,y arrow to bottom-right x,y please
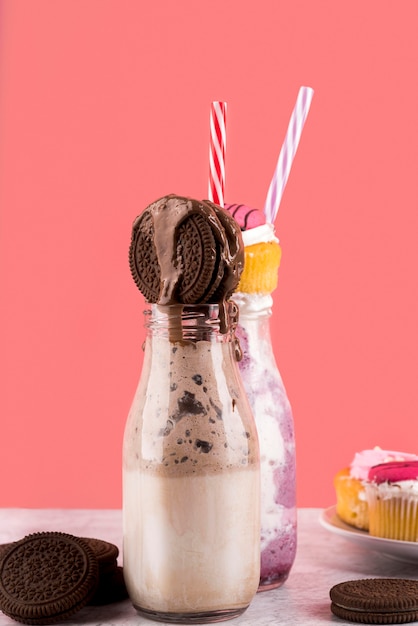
208,101 -> 227,207
264,86 -> 314,224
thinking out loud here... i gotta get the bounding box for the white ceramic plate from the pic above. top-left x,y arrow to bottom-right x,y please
319,506 -> 418,564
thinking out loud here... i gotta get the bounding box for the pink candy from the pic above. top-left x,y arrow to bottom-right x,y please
368,461 -> 418,484
224,203 -> 266,231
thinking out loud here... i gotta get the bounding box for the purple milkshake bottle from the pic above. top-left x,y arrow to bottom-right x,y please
221,85 -> 313,591
225,204 -> 296,591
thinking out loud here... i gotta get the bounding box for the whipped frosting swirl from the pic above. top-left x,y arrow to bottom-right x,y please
350,447 -> 418,480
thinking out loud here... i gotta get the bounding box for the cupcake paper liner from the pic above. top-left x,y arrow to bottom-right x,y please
366,489 -> 418,542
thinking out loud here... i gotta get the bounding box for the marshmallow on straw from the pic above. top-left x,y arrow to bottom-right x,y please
208,101 -> 227,207
264,86 -> 314,224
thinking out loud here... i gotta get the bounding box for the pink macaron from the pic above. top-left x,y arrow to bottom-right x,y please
224,203 -> 266,231
368,461 -> 418,484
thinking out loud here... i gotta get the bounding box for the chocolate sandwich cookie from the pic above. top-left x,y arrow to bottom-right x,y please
80,538 -> 128,604
330,578 -> 418,624
129,208 -> 161,302
204,199 -> 245,303
0,544 -> 13,559
0,532 -> 99,624
129,195 -> 244,307
80,537 -> 119,573
129,196 -> 218,304
88,566 -> 128,606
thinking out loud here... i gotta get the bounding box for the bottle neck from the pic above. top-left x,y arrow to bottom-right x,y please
234,293 -> 276,365
233,292 -> 273,320
143,302 -> 240,344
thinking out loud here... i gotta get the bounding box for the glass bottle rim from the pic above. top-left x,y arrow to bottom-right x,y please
142,301 -> 240,341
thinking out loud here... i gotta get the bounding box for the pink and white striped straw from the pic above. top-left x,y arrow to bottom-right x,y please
264,86 -> 314,224
208,101 -> 227,207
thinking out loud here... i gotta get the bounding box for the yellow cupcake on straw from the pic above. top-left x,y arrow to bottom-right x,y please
216,210 -> 281,294
238,240 -> 282,294
222,205 -> 282,294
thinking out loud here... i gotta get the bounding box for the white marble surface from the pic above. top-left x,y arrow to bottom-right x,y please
0,508 -> 417,625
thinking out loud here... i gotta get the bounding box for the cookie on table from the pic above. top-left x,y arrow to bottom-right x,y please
330,578 -> 418,624
0,532 -> 99,624
0,544 -> 13,560
88,566 -> 128,606
80,538 -> 128,605
80,537 -> 119,574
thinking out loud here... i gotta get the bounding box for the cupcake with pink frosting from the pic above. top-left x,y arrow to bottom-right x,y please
334,447 -> 418,531
365,461 -> 418,542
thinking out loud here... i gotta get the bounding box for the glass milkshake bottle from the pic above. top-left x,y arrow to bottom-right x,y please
228,213 -> 296,592
123,302 -> 260,623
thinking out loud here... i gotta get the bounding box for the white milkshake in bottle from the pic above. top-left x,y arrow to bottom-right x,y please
124,195 -> 260,623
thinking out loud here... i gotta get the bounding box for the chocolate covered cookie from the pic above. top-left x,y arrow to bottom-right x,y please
129,194 -> 244,306
330,578 -> 418,624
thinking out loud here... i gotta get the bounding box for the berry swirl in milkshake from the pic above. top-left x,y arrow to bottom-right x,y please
225,202 -> 297,591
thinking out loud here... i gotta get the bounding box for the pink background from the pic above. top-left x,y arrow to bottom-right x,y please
1,1 -> 417,509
